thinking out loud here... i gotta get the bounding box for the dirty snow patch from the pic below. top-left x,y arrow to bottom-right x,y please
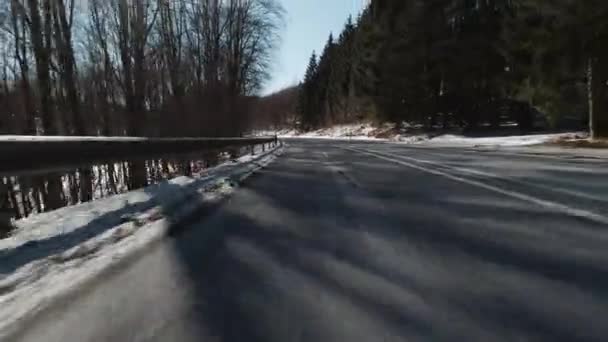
0,146 -> 283,339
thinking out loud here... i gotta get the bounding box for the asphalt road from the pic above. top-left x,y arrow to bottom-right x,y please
9,139 -> 608,342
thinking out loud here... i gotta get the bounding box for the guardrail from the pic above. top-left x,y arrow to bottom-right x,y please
0,136 -> 277,176
0,135 -> 278,234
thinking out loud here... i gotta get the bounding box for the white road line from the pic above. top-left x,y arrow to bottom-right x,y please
346,147 -> 608,225
370,148 -> 608,202
370,142 -> 608,163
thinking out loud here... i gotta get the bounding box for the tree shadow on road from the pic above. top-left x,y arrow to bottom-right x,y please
164,160 -> 608,342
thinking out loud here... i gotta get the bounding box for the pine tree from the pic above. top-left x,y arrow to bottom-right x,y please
298,51 -> 320,129
316,34 -> 338,124
533,0 -> 608,137
296,0 -> 605,137
338,16 -> 358,121
502,0 -> 608,136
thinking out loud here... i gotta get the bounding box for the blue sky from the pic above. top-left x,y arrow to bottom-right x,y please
263,0 -> 366,95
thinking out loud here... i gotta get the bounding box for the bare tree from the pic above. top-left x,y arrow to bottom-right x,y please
49,0 -> 94,202
25,0 -> 65,209
183,0 -> 283,135
109,0 -> 158,188
0,0 -> 284,223
157,0 -> 187,111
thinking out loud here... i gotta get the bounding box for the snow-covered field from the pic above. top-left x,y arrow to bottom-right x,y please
271,123 -> 584,148
0,146 -> 282,339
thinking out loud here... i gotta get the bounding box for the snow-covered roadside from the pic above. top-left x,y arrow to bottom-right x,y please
0,146 -> 283,339
419,132 -> 586,147
277,123 -> 386,141
271,123 -> 584,148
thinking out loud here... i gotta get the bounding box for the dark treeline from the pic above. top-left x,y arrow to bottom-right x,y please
298,0 -> 608,139
251,85 -> 298,130
0,0 -> 283,228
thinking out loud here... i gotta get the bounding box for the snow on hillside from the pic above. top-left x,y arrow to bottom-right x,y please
0,146 -> 283,339
420,132 -> 586,147
272,123 -> 584,147
277,123 -> 385,140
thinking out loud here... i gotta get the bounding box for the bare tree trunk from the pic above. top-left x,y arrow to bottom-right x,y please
27,0 -> 64,210
112,0 -> 158,189
7,178 -> 22,219
50,0 -> 95,202
0,178 -> 14,237
10,1 -> 47,217
32,185 -> 43,213
68,172 -> 79,204
19,179 -> 32,217
108,164 -> 118,194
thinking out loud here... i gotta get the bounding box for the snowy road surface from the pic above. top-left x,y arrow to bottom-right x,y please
7,140 -> 608,342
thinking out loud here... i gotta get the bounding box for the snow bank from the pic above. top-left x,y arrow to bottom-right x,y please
0,146 -> 283,339
274,123 -> 583,148
277,123 -> 393,141
420,132 -> 586,147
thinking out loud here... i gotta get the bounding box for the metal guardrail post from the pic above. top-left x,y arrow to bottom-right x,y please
0,178 -> 12,237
